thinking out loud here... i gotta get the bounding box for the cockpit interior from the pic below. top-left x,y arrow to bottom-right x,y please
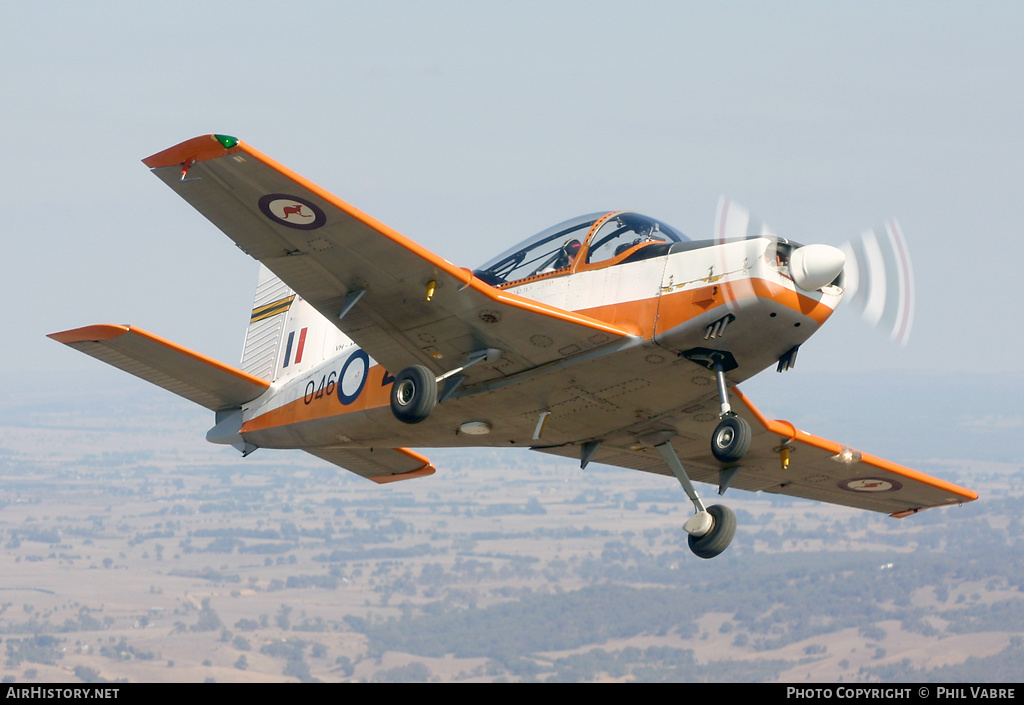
473,212 -> 688,287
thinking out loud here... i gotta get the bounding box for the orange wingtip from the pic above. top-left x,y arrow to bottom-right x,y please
142,134 -> 242,169
47,324 -> 130,344
369,449 -> 437,484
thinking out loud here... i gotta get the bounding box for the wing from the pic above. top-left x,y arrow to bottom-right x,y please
142,135 -> 634,385
48,324 -> 269,412
303,446 -> 435,484
534,387 -> 977,517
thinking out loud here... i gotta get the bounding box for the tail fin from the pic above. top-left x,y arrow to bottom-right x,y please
240,264 -> 295,380
240,264 -> 351,382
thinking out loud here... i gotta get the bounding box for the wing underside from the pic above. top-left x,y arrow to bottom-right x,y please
142,135 -> 634,387
533,388 -> 977,517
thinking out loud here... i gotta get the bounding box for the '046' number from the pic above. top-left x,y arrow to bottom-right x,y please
302,350 -> 370,406
303,370 -> 337,405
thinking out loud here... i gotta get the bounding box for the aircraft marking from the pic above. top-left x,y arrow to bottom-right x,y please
303,371 -> 335,404
337,349 -> 370,405
250,294 -> 295,323
301,348 -> 371,407
840,477 -> 902,492
282,327 -> 308,368
257,193 -> 326,230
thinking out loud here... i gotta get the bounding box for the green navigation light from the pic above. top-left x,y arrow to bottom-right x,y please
214,134 -> 239,149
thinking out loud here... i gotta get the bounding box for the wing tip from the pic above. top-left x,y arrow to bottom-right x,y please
370,464 -> 437,484
48,324 -> 130,345
890,492 -> 979,518
369,448 -> 436,484
142,134 -> 243,169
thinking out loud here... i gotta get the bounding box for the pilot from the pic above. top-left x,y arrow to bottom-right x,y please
552,238 -> 581,270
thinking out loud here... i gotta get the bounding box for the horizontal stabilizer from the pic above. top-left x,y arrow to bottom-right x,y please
48,324 -> 269,412
304,446 -> 435,484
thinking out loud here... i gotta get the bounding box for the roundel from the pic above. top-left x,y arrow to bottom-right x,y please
839,477 -> 902,493
338,349 -> 370,405
258,194 -> 326,230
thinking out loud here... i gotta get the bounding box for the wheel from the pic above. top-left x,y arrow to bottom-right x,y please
390,365 -> 437,424
711,415 -> 751,463
688,504 -> 736,559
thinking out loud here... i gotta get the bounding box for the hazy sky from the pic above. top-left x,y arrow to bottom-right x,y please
6,2 -> 1023,456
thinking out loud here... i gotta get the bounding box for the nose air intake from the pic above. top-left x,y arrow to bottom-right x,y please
789,244 -> 846,291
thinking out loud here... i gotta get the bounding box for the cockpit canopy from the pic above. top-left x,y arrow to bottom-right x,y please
473,211 -> 688,286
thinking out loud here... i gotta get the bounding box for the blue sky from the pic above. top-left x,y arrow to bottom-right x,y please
5,2 -> 1023,459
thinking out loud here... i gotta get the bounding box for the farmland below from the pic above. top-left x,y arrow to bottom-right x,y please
0,386 -> 1019,682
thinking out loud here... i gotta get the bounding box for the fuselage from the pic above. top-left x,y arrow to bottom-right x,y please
233,211 -> 843,453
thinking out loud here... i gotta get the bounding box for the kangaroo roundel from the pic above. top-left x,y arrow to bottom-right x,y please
258,193 -> 326,230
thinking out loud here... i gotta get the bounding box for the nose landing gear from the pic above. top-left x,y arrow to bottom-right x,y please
683,348 -> 753,464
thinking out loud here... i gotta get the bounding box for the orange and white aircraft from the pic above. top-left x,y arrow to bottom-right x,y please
50,134 -> 977,559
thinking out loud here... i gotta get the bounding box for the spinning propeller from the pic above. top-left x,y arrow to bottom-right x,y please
713,197 -> 915,345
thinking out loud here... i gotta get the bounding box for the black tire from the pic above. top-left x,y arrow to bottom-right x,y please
688,504 -> 736,559
711,415 -> 751,463
390,365 -> 437,424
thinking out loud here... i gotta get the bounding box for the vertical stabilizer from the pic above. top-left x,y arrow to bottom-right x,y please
240,264 -> 295,381
240,264 -> 356,382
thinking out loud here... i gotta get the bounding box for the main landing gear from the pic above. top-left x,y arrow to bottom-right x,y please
390,365 -> 437,424
654,439 -> 737,559
656,348 -> 751,558
389,349 -> 502,425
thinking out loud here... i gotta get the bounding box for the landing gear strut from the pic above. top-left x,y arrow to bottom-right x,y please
389,349 -> 502,425
654,440 -> 736,559
684,348 -> 752,464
